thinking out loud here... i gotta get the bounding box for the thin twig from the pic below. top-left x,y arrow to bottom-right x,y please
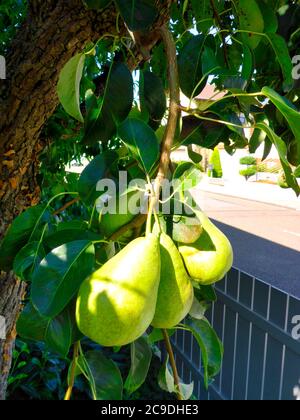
53,197 -> 80,216
108,213 -> 147,241
64,342 -> 80,401
162,329 -> 183,400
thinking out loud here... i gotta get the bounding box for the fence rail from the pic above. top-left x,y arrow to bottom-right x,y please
171,268 -> 300,400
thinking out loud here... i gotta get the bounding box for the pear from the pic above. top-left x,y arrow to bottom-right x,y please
178,211 -> 233,285
99,190 -> 143,238
76,234 -> 160,347
151,233 -> 194,329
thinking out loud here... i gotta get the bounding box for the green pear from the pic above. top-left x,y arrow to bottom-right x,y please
99,190 -> 143,237
178,211 -> 233,285
76,234 -> 160,347
151,233 -> 194,329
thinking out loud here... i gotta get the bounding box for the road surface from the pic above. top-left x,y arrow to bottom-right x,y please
193,190 -> 300,298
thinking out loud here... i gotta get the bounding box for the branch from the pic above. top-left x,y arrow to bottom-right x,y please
52,197 -> 80,216
162,329 -> 183,400
108,213 -> 147,242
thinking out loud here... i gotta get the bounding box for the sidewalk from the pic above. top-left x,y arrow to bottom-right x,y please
197,177 -> 300,210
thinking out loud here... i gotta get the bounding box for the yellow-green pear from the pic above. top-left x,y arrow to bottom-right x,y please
178,211 -> 233,285
151,233 -> 194,329
76,234 -> 160,347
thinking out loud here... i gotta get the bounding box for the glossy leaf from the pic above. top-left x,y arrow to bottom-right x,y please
256,122 -> 300,195
125,337 -> 152,395
17,301 -> 50,342
13,241 -> 46,281
84,62 -> 133,144
57,53 -> 85,122
183,318 -> 223,389
262,87 -> 300,143
78,350 -> 123,400
118,118 -> 159,173
45,301 -> 82,358
178,35 -> 207,98
31,240 -> 95,318
77,151 -> 118,205
265,34 -> 293,90
115,0 -> 158,31
0,205 -> 51,271
158,356 -> 175,393
140,70 -> 166,130
44,229 -> 101,251
235,0 -> 264,50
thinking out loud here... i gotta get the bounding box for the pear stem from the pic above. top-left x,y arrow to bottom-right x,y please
162,329 -> 183,401
64,341 -> 80,401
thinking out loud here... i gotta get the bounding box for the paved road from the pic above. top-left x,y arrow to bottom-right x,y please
193,190 -> 300,298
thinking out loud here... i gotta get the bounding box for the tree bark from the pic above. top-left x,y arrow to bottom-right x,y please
0,0 -> 123,400
0,0 -> 173,400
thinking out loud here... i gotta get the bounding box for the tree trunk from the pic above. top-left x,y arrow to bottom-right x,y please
0,0 -> 122,400
0,0 -> 173,400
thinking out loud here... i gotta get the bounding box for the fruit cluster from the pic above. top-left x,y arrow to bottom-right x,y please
76,210 -> 233,347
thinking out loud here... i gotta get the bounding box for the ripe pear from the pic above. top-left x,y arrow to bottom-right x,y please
151,233 -> 194,329
76,234 -> 160,347
178,211 -> 233,285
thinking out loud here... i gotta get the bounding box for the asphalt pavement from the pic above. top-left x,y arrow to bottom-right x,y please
193,190 -> 300,298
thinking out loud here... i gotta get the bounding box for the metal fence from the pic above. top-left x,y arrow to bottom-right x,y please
172,268 -> 300,400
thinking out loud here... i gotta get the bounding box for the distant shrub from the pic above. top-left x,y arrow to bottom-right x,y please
239,166 -> 257,180
208,147 -> 223,178
240,156 -> 257,166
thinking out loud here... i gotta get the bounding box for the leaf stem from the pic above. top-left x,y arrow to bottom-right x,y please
64,341 -> 80,401
162,329 -> 183,401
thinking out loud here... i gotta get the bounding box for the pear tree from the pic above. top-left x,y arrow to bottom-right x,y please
1,0 -> 300,400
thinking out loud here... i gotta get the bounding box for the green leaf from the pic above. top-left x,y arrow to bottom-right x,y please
158,356 -> 175,393
183,318 -> 223,389
57,53 -> 85,123
262,87 -> 300,143
17,301 -> 49,342
44,229 -> 101,251
31,240 -> 95,318
77,151 -> 118,205
249,114 -> 268,153
84,62 -> 133,144
118,118 -> 159,174
265,34 -> 293,90
180,381 -> 194,400
194,285 -> 217,302
45,301 -> 82,358
235,0 -> 264,50
188,146 -> 203,164
140,70 -> 167,130
0,205 -> 51,271
294,166 -> 300,178
115,0 -> 158,31
78,350 -> 123,400
178,35 -> 207,98
241,44 -> 253,82
189,297 -> 209,320
125,336 -> 152,395
84,0 -> 112,9
256,122 -> 300,195
257,0 -> 278,33
13,241 -> 46,281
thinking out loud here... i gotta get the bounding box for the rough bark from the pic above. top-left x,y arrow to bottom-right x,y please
0,0 -> 123,400
0,0 -> 173,400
